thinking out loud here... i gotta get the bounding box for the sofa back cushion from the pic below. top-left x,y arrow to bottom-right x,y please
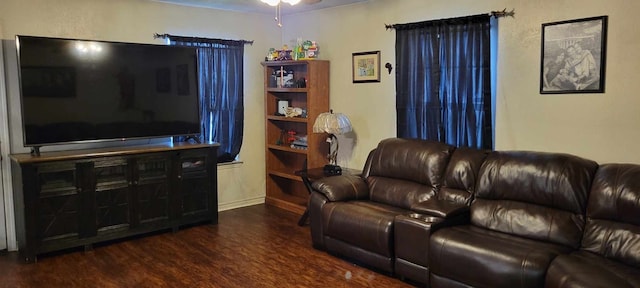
472,151 -> 598,248
582,164 -> 640,268
439,147 -> 489,205
363,138 -> 454,209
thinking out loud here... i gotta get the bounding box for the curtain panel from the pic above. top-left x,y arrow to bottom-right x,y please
396,15 -> 492,149
169,37 -> 244,163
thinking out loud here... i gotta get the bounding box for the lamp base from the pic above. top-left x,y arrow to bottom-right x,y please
323,164 -> 342,176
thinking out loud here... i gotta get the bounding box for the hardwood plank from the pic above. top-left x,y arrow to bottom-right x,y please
0,205 -> 413,287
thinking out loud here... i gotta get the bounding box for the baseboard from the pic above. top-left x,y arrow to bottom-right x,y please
218,196 -> 265,212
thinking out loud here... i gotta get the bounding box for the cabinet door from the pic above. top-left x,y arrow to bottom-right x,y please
36,162 -> 80,243
178,150 -> 212,218
93,159 -> 130,234
133,155 -> 171,225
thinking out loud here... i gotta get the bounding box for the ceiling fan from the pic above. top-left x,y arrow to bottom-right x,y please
260,0 -> 322,27
260,0 -> 322,5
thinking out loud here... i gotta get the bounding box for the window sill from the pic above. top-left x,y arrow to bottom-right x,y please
218,160 -> 243,169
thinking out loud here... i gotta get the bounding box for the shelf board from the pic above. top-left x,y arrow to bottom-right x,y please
268,170 -> 303,181
263,60 -> 329,222
266,115 -> 308,123
265,196 -> 306,215
261,60 -> 324,66
266,87 -> 307,93
267,144 -> 308,154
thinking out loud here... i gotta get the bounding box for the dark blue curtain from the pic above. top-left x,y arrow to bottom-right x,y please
395,15 -> 492,149
396,25 -> 441,141
169,37 -> 244,162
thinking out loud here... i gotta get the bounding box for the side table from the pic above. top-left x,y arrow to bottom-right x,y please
295,167 -> 362,226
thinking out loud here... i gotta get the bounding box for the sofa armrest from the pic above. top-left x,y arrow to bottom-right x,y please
411,199 -> 469,219
311,175 -> 369,202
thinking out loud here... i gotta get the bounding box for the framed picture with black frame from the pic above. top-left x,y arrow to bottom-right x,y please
352,51 -> 381,83
21,66 -> 76,98
540,16 -> 608,94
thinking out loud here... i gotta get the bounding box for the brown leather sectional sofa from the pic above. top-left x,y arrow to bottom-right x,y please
308,138 -> 640,287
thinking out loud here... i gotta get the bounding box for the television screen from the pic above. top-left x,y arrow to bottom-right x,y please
16,35 -> 201,147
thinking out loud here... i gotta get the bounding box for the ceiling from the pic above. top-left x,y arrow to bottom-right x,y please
151,0 -> 368,15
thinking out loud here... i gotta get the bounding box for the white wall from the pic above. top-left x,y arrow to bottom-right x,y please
3,0 -> 640,250
0,0 -> 279,250
284,0 -> 640,167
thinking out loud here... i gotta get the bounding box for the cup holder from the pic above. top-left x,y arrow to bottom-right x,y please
407,213 -> 442,223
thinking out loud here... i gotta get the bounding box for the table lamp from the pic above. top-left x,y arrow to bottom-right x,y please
313,110 -> 352,175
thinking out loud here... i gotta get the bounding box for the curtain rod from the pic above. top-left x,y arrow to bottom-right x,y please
385,8 -> 515,30
153,33 -> 254,45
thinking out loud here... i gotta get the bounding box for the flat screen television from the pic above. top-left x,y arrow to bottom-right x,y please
16,35 -> 201,150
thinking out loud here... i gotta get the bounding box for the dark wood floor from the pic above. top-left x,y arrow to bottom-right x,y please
0,204 -> 413,288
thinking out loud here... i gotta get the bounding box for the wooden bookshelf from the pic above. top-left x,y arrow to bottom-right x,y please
262,60 -> 329,214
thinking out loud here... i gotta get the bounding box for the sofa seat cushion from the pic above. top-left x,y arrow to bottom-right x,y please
545,251 -> 640,288
430,225 -> 574,288
322,201 -> 408,257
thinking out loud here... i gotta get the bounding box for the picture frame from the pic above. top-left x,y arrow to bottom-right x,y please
21,66 -> 76,98
352,51 -> 381,83
540,16 -> 608,94
276,99 -> 290,116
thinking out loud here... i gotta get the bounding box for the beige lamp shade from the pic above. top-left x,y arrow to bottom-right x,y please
313,110 -> 352,135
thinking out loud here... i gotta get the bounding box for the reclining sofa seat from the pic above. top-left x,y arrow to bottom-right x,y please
429,151 -> 599,288
308,138 -> 455,273
394,147 -> 489,285
545,163 -> 640,287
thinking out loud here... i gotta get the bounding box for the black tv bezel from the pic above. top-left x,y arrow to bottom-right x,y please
15,35 -> 202,149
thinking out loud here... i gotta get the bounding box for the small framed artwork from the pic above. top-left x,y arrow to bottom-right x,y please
352,51 -> 381,83
21,66 -> 76,98
276,99 -> 290,116
540,16 -> 608,94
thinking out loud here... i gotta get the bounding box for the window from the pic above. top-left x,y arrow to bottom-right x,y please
168,36 -> 245,163
395,15 -> 493,149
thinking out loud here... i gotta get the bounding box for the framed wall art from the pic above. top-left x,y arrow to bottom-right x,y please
21,66 -> 76,98
540,16 -> 608,94
352,51 -> 381,83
